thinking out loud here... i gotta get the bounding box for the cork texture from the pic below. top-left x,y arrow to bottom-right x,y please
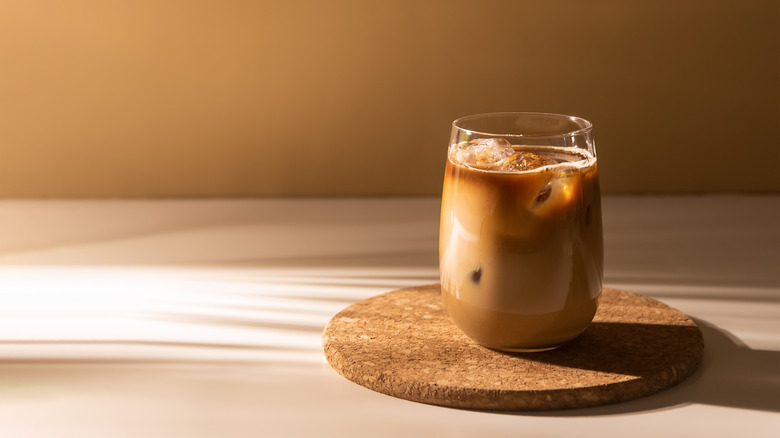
322,284 -> 703,411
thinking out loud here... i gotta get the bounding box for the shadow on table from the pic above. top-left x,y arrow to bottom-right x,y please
513,318 -> 780,416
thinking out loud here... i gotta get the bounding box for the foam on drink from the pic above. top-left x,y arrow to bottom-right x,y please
451,138 -> 596,172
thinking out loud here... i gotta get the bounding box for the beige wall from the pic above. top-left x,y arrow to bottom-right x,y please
1,0 -> 778,197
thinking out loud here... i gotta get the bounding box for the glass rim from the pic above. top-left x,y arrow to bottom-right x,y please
452,112 -> 593,139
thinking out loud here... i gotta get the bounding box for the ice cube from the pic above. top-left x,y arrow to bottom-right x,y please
470,267 -> 482,284
499,152 -> 559,172
452,138 -> 515,169
534,182 -> 552,204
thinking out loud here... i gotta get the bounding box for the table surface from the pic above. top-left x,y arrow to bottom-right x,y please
0,195 -> 778,437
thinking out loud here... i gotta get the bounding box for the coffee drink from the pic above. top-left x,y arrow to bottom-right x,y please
439,124 -> 603,352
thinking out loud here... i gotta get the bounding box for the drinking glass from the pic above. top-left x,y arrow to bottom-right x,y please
439,112 -> 603,352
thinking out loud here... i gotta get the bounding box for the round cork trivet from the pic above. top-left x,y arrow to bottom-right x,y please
322,284 -> 703,411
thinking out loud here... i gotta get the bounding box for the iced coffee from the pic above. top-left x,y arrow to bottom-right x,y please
439,114 -> 603,352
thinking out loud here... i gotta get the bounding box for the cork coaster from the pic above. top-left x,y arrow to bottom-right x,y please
322,284 -> 703,411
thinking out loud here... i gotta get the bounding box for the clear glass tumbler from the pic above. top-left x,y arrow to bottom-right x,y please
439,112 -> 603,352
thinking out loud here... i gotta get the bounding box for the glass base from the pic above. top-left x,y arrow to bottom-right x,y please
491,345 -> 561,353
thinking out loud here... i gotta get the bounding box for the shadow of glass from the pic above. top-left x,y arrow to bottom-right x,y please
508,321 -> 702,378
509,318 -> 780,416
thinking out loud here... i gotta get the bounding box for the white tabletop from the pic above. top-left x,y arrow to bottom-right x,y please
0,196 -> 778,437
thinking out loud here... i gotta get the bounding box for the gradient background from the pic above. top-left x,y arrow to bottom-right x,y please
1,0 -> 778,197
